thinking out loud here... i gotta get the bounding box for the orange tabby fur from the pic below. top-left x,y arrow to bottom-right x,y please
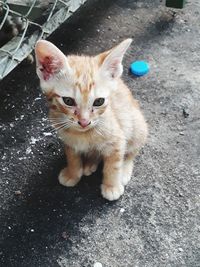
35,39 -> 148,201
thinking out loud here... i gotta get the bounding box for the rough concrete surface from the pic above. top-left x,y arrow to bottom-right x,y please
0,0 -> 200,266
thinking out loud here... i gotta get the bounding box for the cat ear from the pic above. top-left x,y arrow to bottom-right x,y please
99,38 -> 132,79
35,40 -> 71,82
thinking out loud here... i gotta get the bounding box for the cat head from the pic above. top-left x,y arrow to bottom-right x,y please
35,38 -> 132,131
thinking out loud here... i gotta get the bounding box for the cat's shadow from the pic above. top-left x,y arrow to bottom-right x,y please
1,158 -> 113,266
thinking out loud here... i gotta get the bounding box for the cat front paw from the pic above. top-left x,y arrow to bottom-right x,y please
101,183 -> 124,201
58,167 -> 82,187
121,161 -> 134,186
83,163 -> 98,176
121,171 -> 132,186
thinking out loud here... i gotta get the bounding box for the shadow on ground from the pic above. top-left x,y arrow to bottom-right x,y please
0,0 -> 200,266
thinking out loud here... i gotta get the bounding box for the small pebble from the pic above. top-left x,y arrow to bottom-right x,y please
26,147 -> 32,154
30,137 -> 38,144
14,190 -> 21,195
94,262 -> 103,267
43,132 -> 52,136
183,108 -> 189,118
62,232 -> 69,240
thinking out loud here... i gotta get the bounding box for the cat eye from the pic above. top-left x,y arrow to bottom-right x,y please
93,98 -> 105,107
63,97 -> 76,106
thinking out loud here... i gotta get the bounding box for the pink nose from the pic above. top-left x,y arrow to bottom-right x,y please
78,119 -> 91,128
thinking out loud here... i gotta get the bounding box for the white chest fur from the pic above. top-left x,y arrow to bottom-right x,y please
58,130 -> 114,156
59,130 -> 96,153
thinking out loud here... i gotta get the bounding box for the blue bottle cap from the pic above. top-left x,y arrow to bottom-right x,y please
130,61 -> 149,76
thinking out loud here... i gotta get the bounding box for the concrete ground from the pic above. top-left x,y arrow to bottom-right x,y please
0,0 -> 200,266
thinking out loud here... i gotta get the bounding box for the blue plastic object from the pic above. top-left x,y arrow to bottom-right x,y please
130,61 -> 149,77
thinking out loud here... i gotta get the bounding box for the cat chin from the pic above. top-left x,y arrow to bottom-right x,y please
73,126 -> 93,132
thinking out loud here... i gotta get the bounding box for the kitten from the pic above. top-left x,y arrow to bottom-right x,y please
35,39 -> 148,201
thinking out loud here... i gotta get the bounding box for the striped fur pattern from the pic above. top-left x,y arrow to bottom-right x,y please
35,39 -> 148,201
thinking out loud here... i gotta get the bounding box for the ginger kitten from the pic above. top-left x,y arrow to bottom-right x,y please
35,39 -> 148,201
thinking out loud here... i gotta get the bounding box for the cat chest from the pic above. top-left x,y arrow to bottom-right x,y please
73,139 -> 92,153
60,132 -> 99,153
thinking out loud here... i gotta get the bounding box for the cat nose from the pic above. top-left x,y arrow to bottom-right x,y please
78,119 -> 91,128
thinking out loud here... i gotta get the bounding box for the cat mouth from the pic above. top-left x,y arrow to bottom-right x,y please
77,126 -> 92,132
76,122 -> 94,132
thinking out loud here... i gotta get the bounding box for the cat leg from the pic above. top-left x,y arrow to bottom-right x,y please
58,146 -> 83,187
121,152 -> 137,186
83,152 -> 100,176
101,147 -> 124,201
121,122 -> 148,186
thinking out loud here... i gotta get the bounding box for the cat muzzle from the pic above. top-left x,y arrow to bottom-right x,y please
78,119 -> 91,128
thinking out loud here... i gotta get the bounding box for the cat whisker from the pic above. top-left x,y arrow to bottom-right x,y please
50,123 -> 69,133
50,117 -> 74,123
94,126 -> 105,137
56,123 -> 71,132
51,122 -> 69,127
96,122 -> 121,138
42,121 -> 68,133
